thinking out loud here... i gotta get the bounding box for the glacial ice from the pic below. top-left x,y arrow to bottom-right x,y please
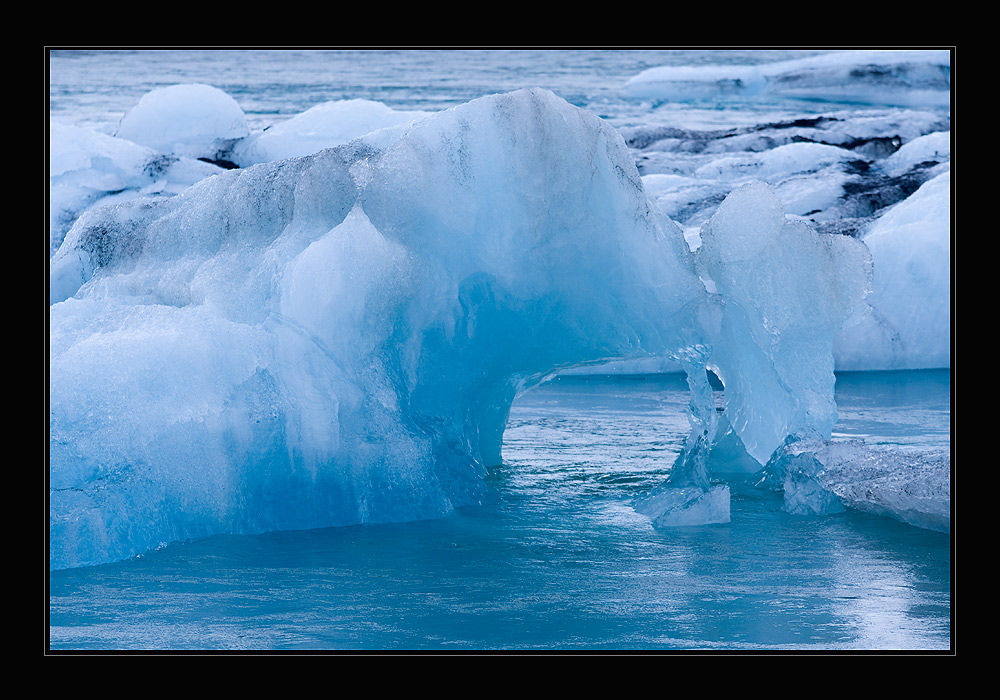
233,99 -> 433,166
47,87 -> 876,568
51,78 -> 951,378
881,131 -> 950,177
761,439 -> 950,532
48,120 -> 224,255
833,169 -> 951,370
625,50 -> 951,108
634,484 -> 731,527
625,109 -> 951,374
695,181 -> 872,465
115,83 -> 250,161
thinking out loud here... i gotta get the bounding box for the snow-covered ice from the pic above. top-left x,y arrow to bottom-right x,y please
233,99 -> 433,165
115,83 -> 250,160
49,120 -> 223,255
834,169 -> 951,370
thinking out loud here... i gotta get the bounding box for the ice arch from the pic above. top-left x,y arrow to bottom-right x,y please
49,89 -> 871,570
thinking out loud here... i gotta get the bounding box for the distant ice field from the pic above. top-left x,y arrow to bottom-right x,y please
49,49 -> 839,133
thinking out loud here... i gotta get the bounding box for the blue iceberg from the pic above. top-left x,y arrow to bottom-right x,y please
49,88 -> 873,570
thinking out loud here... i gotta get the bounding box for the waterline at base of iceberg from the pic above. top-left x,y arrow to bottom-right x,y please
48,370 -> 951,651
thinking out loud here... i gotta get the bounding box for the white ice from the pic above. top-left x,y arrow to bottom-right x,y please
834,169 -> 951,370
49,120 -> 223,255
233,99 -> 433,166
765,439 -> 950,532
634,484 -> 731,527
625,50 -> 951,108
53,81 -> 951,379
115,83 -> 250,160
696,181 -> 872,465
881,131 -> 951,177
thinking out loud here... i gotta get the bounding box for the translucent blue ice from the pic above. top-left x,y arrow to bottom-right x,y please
49,88 -> 873,569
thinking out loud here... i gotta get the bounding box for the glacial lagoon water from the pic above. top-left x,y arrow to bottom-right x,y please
48,370 -> 950,651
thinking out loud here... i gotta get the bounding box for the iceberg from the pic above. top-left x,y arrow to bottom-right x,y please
695,181 -> 873,464
629,109 -> 950,235
634,484 -> 731,527
761,439 -> 950,532
625,50 -> 951,108
48,120 -> 224,255
49,88 -> 873,569
881,130 -> 950,178
50,88 -> 435,257
114,83 -> 250,162
620,90 -> 950,376
233,99 -> 434,166
834,169 -> 951,370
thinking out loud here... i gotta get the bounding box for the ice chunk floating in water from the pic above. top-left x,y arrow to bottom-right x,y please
762,439 -> 950,533
49,88 -> 872,570
115,83 -> 251,161
625,50 -> 951,108
633,179 -> 872,527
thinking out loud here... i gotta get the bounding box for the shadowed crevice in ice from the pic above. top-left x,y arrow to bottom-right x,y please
49,88 -> 872,569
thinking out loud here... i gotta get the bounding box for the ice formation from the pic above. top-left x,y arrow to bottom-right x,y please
623,105 -> 951,374
625,50 -> 951,108
51,76 -> 951,378
633,180 -> 872,528
834,169 -> 951,370
881,131 -> 950,177
115,83 -> 250,161
760,439 -> 950,532
49,88 -> 874,569
696,181 -> 872,464
49,91 -> 438,256
233,99 -> 433,166
634,484 -> 731,527
49,120 -> 223,255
